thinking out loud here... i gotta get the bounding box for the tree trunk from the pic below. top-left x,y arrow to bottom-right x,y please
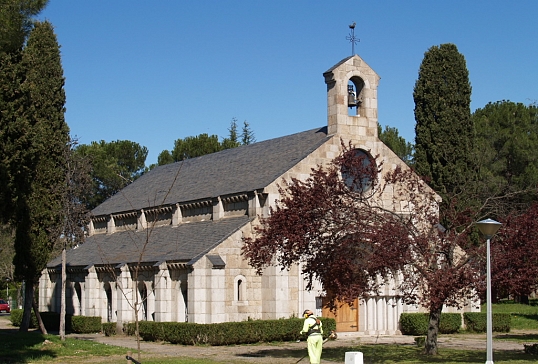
19,282 -> 33,332
425,306 -> 442,355
33,295 -> 47,334
60,247 -> 66,340
515,295 -> 530,305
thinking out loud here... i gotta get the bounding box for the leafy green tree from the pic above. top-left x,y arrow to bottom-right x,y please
0,224 -> 15,283
11,21 -> 70,332
378,124 -> 414,165
414,43 -> 474,199
171,133 -> 221,161
0,0 -> 48,56
75,140 -> 148,210
157,118 -> 256,167
473,101 -> 538,211
157,149 -> 174,166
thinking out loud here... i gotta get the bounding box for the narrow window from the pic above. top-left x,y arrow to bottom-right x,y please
237,279 -> 243,301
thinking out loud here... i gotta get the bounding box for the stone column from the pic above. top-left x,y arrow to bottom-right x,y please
116,264 -> 132,327
172,204 -> 182,226
38,269 -> 51,312
137,210 -> 147,230
213,197 -> 224,220
209,266 -> 226,323
80,282 -> 86,316
248,192 -> 261,217
154,262 -> 171,322
85,266 -> 99,317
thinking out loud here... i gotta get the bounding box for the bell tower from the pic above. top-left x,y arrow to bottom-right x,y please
323,55 -> 380,140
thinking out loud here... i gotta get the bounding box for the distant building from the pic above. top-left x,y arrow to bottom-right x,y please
39,54 -> 476,334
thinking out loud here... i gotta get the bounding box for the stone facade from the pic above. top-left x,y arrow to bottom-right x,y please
39,54 -> 477,334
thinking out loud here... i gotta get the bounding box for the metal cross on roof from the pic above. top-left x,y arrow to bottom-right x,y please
346,22 -> 360,55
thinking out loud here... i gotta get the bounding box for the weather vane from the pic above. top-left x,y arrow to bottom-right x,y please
346,22 -> 359,55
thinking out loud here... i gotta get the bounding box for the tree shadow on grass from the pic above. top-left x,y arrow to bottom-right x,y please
496,332 -> 538,342
0,331 -> 56,363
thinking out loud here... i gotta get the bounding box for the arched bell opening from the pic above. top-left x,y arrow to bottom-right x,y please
347,76 -> 365,117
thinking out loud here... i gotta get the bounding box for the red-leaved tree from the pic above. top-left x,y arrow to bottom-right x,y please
242,142 -> 487,355
491,202 -> 538,302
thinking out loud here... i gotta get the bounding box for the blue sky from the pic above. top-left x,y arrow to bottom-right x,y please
40,1 -> 538,165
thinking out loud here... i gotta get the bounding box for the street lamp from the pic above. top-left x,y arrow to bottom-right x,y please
5,278 -> 10,302
476,218 -> 502,364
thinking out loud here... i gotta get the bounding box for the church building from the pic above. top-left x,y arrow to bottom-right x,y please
39,53 -> 470,334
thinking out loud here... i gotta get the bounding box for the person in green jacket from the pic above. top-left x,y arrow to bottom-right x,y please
300,309 -> 323,364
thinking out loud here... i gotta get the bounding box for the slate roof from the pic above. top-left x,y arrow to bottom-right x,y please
92,126 -> 331,216
48,216 -> 251,268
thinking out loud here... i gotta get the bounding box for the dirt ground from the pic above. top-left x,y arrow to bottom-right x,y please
1,313 -> 536,363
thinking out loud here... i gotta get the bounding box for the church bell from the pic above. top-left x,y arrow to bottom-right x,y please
348,84 -> 358,108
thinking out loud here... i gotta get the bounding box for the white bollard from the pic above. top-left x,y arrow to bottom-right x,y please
345,351 -> 364,364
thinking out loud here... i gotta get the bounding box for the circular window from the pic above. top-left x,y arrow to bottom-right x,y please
340,149 -> 376,193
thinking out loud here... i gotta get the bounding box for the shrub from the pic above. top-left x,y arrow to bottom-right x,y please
400,313 -> 428,335
38,312 -> 73,332
464,312 -> 511,332
102,322 -> 116,336
71,316 -> 102,333
439,313 -> 462,334
400,313 -> 461,335
10,309 -> 37,328
129,317 -> 336,345
524,343 -> 538,355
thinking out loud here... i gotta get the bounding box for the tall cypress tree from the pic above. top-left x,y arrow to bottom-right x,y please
13,21 -> 69,332
413,43 -> 474,198
0,0 -> 48,222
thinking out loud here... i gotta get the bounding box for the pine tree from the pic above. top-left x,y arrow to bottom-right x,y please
221,117 -> 240,149
473,101 -> 538,211
12,21 -> 69,332
241,120 -> 256,145
0,0 -> 49,56
378,124 -> 414,165
413,43 -> 474,198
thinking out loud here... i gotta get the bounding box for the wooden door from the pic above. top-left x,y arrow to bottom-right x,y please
322,297 -> 359,332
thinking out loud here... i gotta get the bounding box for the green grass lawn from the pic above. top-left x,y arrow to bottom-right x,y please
483,301 -> 538,330
0,332 -> 127,363
1,301 -> 538,363
1,332 -> 537,364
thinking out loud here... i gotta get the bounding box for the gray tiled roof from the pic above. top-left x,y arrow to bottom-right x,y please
92,127 -> 331,216
48,216 -> 251,268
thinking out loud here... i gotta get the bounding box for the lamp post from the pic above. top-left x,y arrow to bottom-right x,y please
476,218 -> 502,364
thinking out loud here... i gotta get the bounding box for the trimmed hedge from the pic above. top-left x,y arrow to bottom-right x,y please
39,312 -> 73,332
463,312 -> 511,333
400,313 -> 461,335
71,316 -> 102,333
10,310 -> 100,333
10,309 -> 38,328
102,322 -> 117,336
126,317 -> 336,345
